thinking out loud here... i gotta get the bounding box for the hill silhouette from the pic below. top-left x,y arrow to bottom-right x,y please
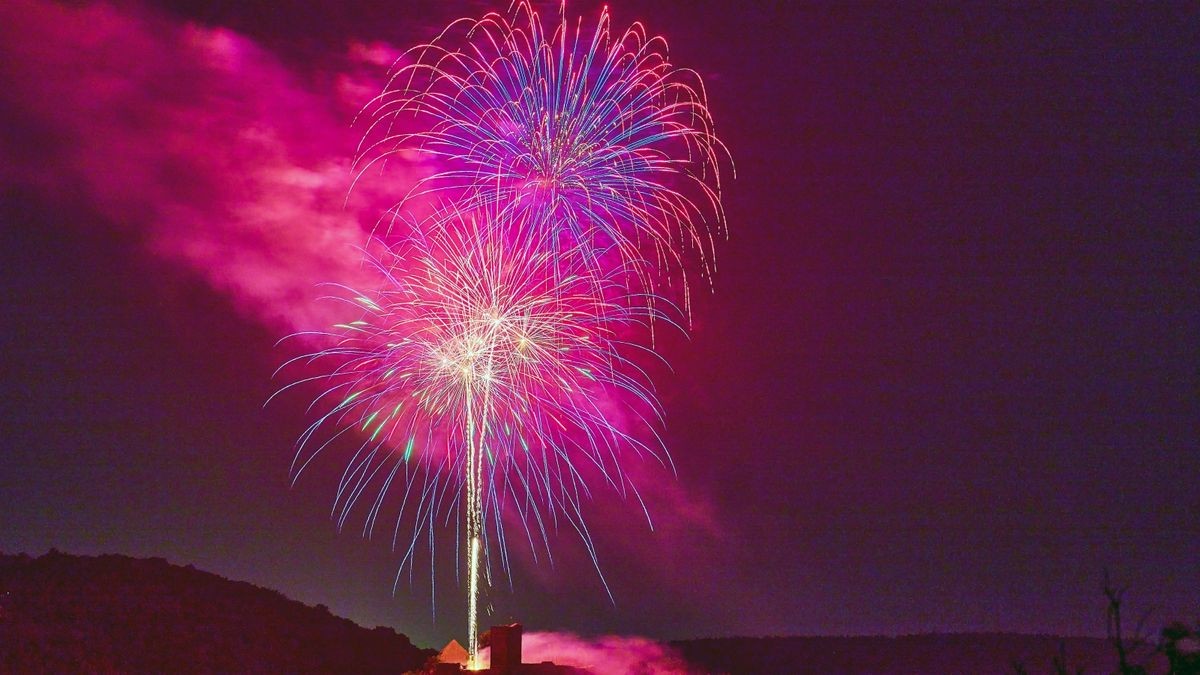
0,550 -> 434,673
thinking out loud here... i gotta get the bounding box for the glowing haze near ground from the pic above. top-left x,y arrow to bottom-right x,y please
1,0 -> 1197,653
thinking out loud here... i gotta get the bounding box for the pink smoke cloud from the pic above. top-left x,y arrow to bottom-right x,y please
0,0 -> 425,332
479,631 -> 700,675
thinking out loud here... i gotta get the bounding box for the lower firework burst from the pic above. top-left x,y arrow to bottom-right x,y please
273,205 -> 673,667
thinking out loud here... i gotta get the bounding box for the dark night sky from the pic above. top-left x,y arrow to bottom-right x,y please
1,0 -> 1197,649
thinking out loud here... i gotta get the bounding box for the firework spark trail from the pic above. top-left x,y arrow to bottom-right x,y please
356,1 -> 730,320
274,206 -> 675,665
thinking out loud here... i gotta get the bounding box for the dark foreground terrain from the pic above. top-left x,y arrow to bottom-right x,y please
0,550 -> 434,673
1,551 -> 1186,674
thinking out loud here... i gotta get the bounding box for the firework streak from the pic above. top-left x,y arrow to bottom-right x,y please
280,3 -> 727,667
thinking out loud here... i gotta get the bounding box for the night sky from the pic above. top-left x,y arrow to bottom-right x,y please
1,0 -> 1197,650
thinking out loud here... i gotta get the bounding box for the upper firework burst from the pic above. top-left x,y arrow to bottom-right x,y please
357,1 -> 730,308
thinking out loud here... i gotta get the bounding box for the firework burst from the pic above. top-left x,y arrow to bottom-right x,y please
357,1 -> 730,314
282,3 -> 727,666
274,206 -> 673,664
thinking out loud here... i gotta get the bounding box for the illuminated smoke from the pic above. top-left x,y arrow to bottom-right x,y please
0,0 -> 425,333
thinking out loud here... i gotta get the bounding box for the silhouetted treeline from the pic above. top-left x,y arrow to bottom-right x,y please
0,550 -> 434,673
